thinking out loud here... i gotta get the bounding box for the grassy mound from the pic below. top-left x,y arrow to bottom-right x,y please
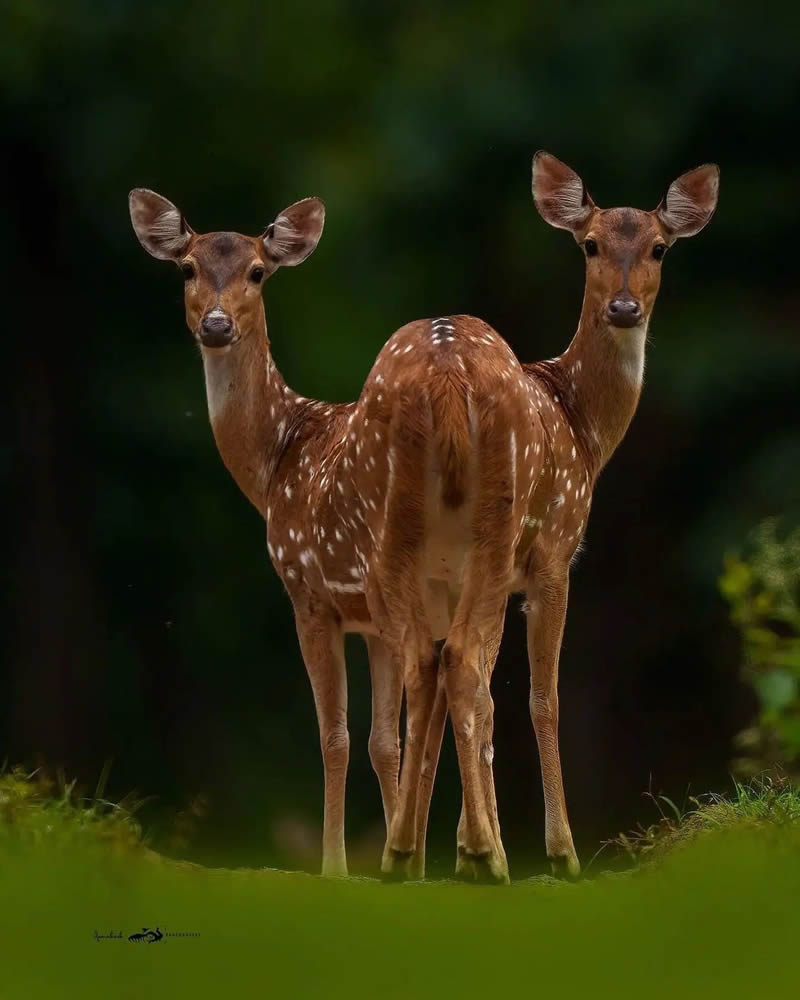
0,764 -> 148,856
607,772 -> 800,865
2,768 -> 799,999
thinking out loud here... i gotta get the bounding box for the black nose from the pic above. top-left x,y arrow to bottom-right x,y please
200,312 -> 234,347
606,297 -> 643,329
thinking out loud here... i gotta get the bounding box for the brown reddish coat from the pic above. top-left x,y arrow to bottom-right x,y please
129,150 -> 718,881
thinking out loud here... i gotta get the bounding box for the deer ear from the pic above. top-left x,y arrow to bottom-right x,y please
532,151 -> 595,234
656,165 -> 719,238
263,197 -> 325,267
129,189 -> 193,261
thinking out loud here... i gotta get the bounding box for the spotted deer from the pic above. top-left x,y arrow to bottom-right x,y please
129,150 -> 718,884
129,191 -> 401,877
406,152 -> 720,882
127,190 -> 508,879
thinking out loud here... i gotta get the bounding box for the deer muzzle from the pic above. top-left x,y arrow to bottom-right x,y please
606,297 -> 643,329
200,310 -> 234,348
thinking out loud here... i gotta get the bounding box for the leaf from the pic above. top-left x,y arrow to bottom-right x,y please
768,648 -> 800,672
753,670 -> 797,713
719,557 -> 753,600
744,627 -> 779,649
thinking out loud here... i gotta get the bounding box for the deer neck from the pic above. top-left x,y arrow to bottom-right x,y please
554,295 -> 647,474
200,315 -> 295,517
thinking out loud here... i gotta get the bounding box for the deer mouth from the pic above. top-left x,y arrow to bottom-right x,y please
199,329 -> 239,349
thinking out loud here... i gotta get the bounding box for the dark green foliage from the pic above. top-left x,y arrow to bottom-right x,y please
0,762 -> 147,856
4,1 -> 800,872
720,521 -> 800,778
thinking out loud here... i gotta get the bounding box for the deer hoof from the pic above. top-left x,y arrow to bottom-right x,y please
548,851 -> 581,880
455,846 -> 510,885
380,846 -> 419,882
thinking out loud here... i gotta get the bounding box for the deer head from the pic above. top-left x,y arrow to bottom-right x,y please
532,152 -> 719,332
129,190 -> 325,348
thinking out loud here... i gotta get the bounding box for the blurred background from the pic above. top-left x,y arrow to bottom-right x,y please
2,0 -> 799,876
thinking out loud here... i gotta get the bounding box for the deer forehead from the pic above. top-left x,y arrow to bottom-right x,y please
590,207 -> 663,250
188,232 -> 263,288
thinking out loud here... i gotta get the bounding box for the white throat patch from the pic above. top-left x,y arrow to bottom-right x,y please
615,322 -> 648,388
201,349 -> 234,422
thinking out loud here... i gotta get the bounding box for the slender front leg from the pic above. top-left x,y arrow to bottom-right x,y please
295,608 -> 349,877
527,567 -> 579,878
365,635 -> 403,834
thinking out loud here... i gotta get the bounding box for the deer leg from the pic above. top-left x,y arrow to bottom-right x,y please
295,608 -> 349,877
476,623 -> 507,873
413,611 -> 506,883
367,427 -> 438,877
407,666 -> 447,880
526,568 -> 579,878
443,635 -> 505,883
443,596 -> 510,884
383,626 -> 437,874
443,403 -> 517,885
365,634 -> 403,835
452,617 -> 508,882
409,585 -> 457,881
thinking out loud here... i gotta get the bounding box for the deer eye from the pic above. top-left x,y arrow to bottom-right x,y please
652,243 -> 667,261
584,239 -> 598,257
181,262 -> 195,281
250,266 -> 265,284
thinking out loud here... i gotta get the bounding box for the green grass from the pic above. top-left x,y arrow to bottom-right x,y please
2,768 -> 800,999
605,771 -> 800,865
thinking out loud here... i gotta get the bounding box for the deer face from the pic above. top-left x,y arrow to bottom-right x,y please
532,152 -> 719,332
129,191 -> 325,349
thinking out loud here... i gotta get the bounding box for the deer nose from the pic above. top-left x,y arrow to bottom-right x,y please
606,297 -> 643,329
200,311 -> 234,347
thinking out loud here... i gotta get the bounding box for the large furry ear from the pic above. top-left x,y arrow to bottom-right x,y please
656,165 -> 719,238
532,151 -> 595,234
262,197 -> 325,267
129,189 -> 193,260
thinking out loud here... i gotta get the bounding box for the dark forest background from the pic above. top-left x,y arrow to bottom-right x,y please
2,0 -> 799,876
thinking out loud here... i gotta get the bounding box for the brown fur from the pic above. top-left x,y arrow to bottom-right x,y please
128,156 -> 718,881
431,373 -> 471,509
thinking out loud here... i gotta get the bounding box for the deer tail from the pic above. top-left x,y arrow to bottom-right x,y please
430,374 -> 472,509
